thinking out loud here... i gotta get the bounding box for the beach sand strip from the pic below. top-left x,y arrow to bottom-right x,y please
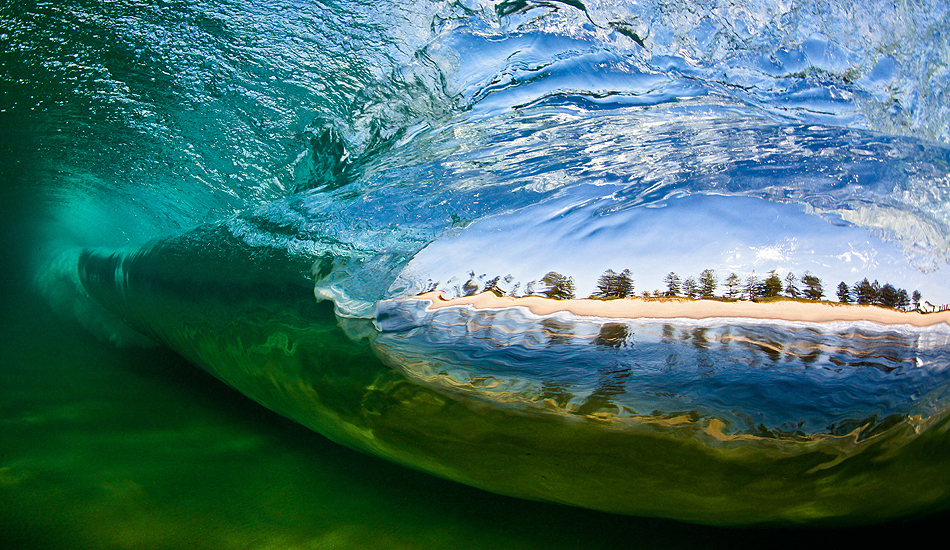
411,291 -> 950,328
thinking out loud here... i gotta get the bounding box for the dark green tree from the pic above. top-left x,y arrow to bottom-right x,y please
592,269 -> 618,298
853,278 -> 873,304
880,283 -> 900,309
744,273 -> 759,300
784,272 -> 800,298
801,272 -> 824,300
617,269 -> 634,298
897,288 -> 910,311
763,271 -> 783,297
664,272 -> 681,297
592,269 -> 634,299
853,278 -> 882,305
913,290 -> 922,310
870,280 -> 882,304
683,276 -> 698,299
724,272 -> 741,299
837,281 -> 851,303
540,271 -> 576,300
699,269 -> 717,298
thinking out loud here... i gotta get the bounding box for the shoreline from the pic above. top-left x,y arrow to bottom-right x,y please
411,291 -> 950,328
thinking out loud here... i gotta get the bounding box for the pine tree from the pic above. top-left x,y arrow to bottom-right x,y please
744,273 -> 759,300
880,283 -> 900,308
801,272 -> 824,301
664,272 -> 681,297
853,278 -> 873,304
912,290 -> 922,310
870,280 -> 882,304
683,276 -> 698,299
784,272 -> 800,298
699,269 -> 717,298
764,271 -> 783,297
593,269 -> 618,298
854,279 -> 884,305
837,281 -> 851,303
592,269 -> 634,299
724,272 -> 741,299
616,269 -> 634,298
541,272 -> 575,300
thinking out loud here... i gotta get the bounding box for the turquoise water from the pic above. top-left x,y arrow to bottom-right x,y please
4,0 -> 950,545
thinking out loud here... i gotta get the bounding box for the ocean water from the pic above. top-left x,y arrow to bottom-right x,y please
4,0 -> 950,546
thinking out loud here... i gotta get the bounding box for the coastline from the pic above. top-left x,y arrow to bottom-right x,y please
412,291 -> 950,328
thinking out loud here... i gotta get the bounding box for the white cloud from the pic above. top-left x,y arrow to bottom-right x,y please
835,243 -> 877,270
750,237 -> 798,265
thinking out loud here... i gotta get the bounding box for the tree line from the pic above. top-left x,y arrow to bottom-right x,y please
632,269 -> 828,302
455,269 -> 925,312
836,278 -> 921,310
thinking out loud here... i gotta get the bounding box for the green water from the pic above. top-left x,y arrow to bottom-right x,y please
2,259 -> 950,548
1,258 -> 948,549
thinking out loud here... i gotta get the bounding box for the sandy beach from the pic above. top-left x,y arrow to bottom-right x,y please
412,291 -> 950,328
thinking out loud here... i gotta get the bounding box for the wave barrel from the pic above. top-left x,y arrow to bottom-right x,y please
75,219 -> 950,525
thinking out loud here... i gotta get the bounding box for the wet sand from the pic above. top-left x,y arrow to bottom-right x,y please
412,292 -> 950,328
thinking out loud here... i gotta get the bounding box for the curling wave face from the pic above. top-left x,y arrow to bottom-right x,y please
14,0 -> 950,524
